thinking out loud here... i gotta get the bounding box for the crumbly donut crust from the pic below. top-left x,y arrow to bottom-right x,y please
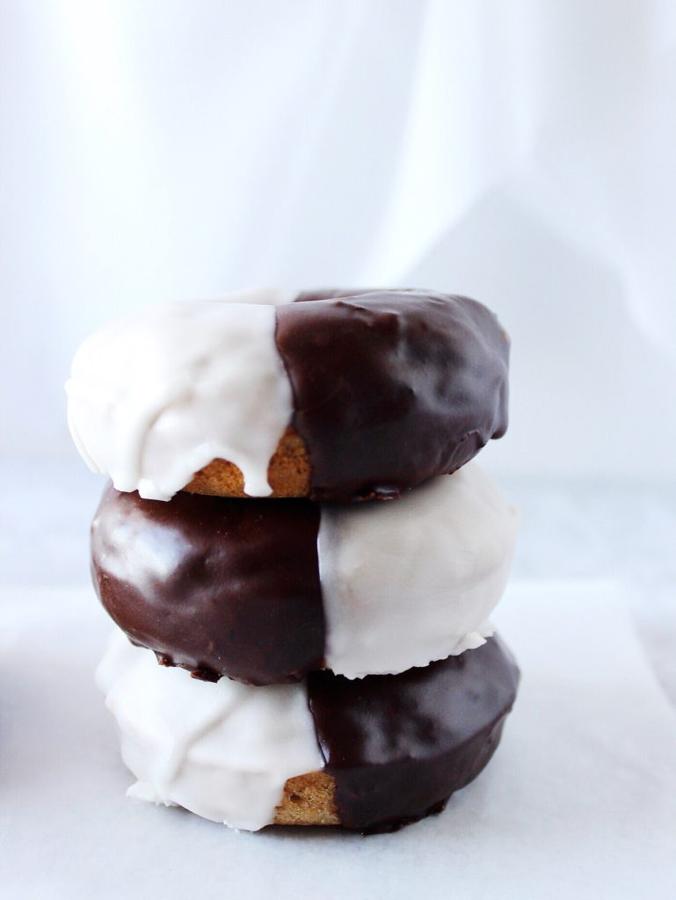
273,771 -> 339,826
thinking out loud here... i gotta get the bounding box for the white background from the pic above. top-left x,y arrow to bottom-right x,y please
1,0 -> 676,479
1,4 -> 676,897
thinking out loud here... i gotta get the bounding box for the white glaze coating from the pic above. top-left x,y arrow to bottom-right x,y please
66,290 -> 294,500
319,464 -> 518,679
96,630 -> 323,831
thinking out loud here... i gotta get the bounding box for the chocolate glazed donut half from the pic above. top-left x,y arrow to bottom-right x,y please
301,635 -> 520,832
277,289 -> 509,500
91,486 -> 325,685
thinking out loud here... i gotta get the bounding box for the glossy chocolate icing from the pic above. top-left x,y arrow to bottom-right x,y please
308,636 -> 519,832
276,289 -> 510,501
91,485 -> 325,685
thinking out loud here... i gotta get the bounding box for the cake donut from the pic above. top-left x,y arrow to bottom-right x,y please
91,464 -> 517,685
67,289 -> 509,503
97,629 -> 520,833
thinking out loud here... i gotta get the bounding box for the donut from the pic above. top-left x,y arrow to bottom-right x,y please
67,288 -> 509,502
97,629 -> 520,833
91,464 -> 517,685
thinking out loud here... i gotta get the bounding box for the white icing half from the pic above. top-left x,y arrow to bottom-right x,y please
96,630 -> 323,831
319,464 -> 518,679
66,290 -> 294,500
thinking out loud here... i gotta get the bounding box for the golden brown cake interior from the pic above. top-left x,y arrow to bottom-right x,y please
273,771 -> 339,827
185,427 -> 311,498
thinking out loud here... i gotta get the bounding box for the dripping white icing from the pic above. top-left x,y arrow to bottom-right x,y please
97,630 -> 323,831
66,290 -> 294,500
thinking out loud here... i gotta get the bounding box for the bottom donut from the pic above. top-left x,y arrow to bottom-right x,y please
97,631 -> 519,833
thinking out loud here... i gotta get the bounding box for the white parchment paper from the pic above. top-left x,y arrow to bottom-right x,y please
1,580 -> 675,899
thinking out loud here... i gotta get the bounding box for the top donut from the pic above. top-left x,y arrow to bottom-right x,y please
67,288 -> 509,502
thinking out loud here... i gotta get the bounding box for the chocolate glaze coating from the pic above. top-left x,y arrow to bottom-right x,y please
91,485 -> 325,685
276,289 -> 509,501
308,636 -> 519,832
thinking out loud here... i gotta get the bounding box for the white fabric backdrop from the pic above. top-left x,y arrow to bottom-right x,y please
1,0 -> 675,478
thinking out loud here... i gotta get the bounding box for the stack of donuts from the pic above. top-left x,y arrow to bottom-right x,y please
67,288 -> 520,833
